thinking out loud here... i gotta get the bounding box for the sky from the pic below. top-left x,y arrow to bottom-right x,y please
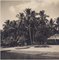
0,0 -> 59,29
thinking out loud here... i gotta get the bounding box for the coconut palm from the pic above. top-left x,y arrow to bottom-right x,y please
35,10 -> 49,44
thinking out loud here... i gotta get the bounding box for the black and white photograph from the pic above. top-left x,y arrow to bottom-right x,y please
0,0 -> 59,60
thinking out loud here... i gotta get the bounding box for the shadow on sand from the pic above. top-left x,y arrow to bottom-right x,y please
1,50 -> 59,59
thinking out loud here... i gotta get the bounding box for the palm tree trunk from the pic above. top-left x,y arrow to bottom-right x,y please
29,25 -> 32,44
33,28 -> 35,44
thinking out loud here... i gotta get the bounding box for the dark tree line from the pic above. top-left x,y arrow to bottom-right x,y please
1,8 -> 59,46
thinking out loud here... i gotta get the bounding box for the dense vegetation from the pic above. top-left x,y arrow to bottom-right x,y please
1,8 -> 59,46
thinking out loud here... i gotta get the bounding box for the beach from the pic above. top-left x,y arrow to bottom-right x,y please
1,45 -> 59,59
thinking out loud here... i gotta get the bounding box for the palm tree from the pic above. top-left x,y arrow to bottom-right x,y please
16,12 -> 30,45
24,9 -> 38,44
39,10 -> 49,24
49,18 -> 56,35
56,17 -> 59,25
36,10 -> 49,44
3,20 -> 18,46
56,17 -> 59,33
24,8 -> 32,44
3,20 -> 11,39
3,20 -> 10,31
30,10 -> 38,44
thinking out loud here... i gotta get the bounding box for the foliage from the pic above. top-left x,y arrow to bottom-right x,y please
1,8 -> 59,46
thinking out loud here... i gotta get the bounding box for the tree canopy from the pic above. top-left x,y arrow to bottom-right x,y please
1,8 -> 59,46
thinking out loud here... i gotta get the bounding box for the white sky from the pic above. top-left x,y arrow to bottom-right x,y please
0,0 -> 59,29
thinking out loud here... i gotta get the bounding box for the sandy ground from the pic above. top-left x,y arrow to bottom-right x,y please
1,45 -> 59,59
1,45 -> 59,52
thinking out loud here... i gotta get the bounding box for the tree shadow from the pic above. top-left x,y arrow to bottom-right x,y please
34,45 -> 51,48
